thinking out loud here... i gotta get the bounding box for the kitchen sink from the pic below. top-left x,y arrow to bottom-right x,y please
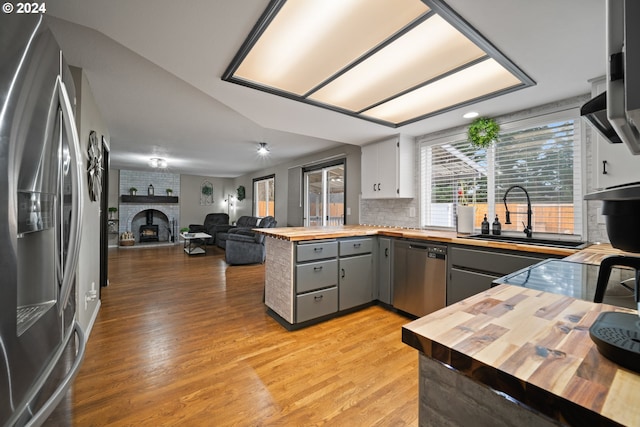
463,234 -> 589,249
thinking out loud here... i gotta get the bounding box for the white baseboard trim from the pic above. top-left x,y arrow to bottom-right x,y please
84,299 -> 101,338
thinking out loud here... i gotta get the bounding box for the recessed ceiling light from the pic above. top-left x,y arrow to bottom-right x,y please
257,142 -> 270,156
223,0 -> 534,127
463,111 -> 479,119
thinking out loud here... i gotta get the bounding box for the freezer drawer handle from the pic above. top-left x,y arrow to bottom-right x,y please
313,266 -> 323,272
19,321 -> 87,427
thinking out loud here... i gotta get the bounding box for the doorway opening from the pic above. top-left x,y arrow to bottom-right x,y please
304,161 -> 345,226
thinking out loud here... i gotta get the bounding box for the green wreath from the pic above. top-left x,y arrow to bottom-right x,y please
236,185 -> 246,201
468,117 -> 500,148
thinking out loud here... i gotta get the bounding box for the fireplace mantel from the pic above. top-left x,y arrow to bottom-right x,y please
121,195 -> 178,204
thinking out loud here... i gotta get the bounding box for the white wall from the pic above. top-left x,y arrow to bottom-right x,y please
71,67 -> 107,335
179,174 -> 235,227
233,144 -> 362,226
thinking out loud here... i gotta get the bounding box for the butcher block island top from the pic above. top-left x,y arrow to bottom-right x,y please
257,225 -> 578,256
402,283 -> 639,426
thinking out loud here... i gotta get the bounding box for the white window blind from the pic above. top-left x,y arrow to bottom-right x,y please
420,110 -> 583,237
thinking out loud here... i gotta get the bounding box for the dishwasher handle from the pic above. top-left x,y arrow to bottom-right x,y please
409,243 -> 429,251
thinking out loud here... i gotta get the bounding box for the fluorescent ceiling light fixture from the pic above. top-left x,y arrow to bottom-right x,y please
149,157 -> 167,168
223,0 -> 534,127
257,142 -> 270,156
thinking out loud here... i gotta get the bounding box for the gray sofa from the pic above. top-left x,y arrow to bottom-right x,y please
188,213 -> 229,245
225,216 -> 277,265
216,215 -> 262,249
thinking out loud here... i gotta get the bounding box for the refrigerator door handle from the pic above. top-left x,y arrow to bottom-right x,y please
24,321 -> 87,427
57,77 -> 84,314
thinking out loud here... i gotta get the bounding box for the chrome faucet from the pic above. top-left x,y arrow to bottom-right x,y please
503,185 -> 533,238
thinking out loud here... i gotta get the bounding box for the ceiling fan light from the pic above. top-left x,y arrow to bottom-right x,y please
149,157 -> 167,168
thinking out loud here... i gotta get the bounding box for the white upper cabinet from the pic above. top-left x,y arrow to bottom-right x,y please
591,78 -> 640,189
361,135 -> 414,199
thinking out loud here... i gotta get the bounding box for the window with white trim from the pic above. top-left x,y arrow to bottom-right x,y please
420,110 -> 583,238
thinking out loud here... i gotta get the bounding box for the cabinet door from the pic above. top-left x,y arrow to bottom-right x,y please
339,254 -> 373,310
595,137 -> 640,189
376,139 -> 398,198
377,238 -> 392,304
361,143 -> 378,199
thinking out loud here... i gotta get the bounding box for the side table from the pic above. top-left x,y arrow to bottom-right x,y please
180,232 -> 211,255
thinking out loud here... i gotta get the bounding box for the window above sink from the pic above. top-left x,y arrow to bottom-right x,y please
418,107 -> 584,241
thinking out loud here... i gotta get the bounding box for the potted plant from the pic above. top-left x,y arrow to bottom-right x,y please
166,188 -> 173,196
468,117 -> 500,148
108,206 -> 118,219
129,187 -> 138,196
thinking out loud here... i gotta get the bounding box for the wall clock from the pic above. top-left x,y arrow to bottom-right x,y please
87,130 -> 102,202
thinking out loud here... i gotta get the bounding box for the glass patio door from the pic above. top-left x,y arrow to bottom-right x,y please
304,163 -> 344,226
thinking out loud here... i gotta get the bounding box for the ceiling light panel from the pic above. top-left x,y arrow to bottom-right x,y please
233,0 -> 429,96
224,0 -> 534,127
308,15 -> 485,112
361,58 -> 522,124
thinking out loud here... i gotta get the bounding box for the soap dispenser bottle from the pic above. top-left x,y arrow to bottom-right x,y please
492,215 -> 501,235
481,214 -> 490,234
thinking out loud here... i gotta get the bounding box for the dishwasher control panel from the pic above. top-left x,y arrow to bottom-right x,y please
428,246 -> 446,259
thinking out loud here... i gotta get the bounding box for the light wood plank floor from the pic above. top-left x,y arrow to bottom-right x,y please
67,245 -> 418,426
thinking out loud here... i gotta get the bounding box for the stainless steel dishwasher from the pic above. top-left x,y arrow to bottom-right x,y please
393,240 -> 447,317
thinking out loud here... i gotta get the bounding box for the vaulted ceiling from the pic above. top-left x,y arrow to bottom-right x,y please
45,0 -> 605,177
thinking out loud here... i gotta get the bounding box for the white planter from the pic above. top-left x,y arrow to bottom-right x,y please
457,205 -> 476,234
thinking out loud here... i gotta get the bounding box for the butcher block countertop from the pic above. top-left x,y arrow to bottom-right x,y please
402,284 -> 639,426
564,242 -> 636,265
257,225 -> 578,256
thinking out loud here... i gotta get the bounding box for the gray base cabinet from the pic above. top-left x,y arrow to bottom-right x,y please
447,245 -> 560,305
294,238 -> 374,323
294,240 -> 338,323
339,238 -> 373,310
339,254 -> 373,310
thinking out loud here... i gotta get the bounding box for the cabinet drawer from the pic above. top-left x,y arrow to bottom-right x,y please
447,267 -> 499,306
450,246 -> 545,276
296,259 -> 337,293
296,241 -> 338,262
339,238 -> 373,256
296,287 -> 338,323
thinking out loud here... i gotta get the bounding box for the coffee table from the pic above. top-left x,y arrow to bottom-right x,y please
180,232 -> 211,255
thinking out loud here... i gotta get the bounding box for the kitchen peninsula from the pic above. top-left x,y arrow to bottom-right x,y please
258,225 -> 577,328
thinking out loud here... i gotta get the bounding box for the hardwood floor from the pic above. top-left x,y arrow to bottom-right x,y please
67,245 -> 418,426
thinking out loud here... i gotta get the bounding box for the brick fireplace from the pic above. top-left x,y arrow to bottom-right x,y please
118,170 -> 180,244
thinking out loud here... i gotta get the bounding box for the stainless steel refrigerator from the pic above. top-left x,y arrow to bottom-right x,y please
1,13 -> 87,426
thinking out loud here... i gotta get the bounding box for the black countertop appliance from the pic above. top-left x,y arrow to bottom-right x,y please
584,182 -> 640,372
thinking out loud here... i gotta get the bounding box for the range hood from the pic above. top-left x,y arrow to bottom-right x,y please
581,0 -> 640,155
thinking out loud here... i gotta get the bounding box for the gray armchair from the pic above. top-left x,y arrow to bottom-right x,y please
216,215 -> 261,249
189,213 -> 229,245
225,216 -> 277,265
